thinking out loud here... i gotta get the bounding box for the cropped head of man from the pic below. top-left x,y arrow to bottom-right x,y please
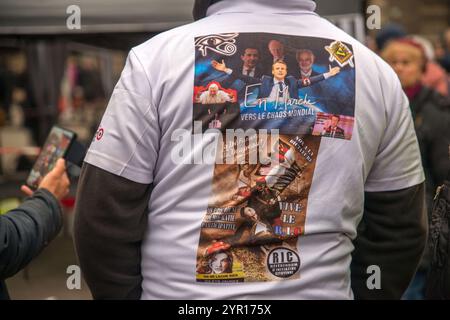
241,48 -> 260,69
208,83 -> 219,96
272,60 -> 288,82
268,40 -> 285,60
296,49 -> 315,74
241,206 -> 258,223
330,115 -> 340,128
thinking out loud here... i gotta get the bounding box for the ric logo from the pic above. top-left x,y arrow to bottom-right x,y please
267,247 -> 300,278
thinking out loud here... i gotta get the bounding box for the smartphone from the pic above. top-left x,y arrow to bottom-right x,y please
26,126 -> 77,189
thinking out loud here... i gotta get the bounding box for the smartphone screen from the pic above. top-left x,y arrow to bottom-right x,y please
26,126 -> 76,189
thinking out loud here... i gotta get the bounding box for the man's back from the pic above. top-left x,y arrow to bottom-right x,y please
76,0 -> 426,299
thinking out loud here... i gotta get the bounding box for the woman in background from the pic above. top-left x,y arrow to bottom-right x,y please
382,38 -> 450,299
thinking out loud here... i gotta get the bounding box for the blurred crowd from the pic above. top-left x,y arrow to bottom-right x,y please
369,24 -> 450,300
0,50 -> 124,176
0,18 -> 449,300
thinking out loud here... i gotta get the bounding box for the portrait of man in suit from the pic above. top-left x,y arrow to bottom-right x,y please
211,58 -> 340,102
240,47 -> 263,78
266,39 -> 297,74
322,114 -> 346,139
268,40 -> 285,62
296,49 -> 320,79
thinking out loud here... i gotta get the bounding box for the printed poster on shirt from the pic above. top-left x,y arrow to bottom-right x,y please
193,32 -> 356,140
193,33 -> 356,283
196,134 -> 321,282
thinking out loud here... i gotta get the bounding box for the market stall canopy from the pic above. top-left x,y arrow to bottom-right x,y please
1,0 -> 365,38
0,0 -> 195,35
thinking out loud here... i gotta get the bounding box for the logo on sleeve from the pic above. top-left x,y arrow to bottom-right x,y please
95,127 -> 104,141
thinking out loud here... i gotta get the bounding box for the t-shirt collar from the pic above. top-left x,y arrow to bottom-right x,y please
206,0 -> 317,17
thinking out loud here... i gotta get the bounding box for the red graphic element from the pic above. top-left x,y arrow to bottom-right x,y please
193,81 -> 237,103
96,128 -> 104,141
302,78 -> 311,86
204,240 -> 231,257
61,197 -> 76,208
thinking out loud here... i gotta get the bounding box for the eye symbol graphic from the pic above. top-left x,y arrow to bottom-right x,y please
195,33 -> 239,57
200,37 -> 223,47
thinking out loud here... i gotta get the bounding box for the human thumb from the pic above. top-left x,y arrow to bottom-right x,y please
50,158 -> 66,177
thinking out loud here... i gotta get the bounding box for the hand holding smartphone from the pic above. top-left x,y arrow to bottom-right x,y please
26,126 -> 77,190
21,158 -> 70,200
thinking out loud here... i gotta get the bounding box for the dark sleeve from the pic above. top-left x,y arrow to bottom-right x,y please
73,162 -> 152,299
350,182 -> 428,299
428,109 -> 450,187
0,189 -> 62,279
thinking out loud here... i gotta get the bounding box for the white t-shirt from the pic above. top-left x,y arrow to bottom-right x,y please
85,0 -> 424,299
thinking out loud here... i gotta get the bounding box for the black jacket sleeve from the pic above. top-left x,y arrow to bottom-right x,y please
0,188 -> 62,279
73,163 -> 152,299
351,182 -> 428,299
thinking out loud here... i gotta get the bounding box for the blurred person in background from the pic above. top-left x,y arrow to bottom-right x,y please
375,25 -> 449,97
435,27 -> 450,73
77,55 -> 105,104
375,23 -> 407,53
411,35 -> 449,97
0,159 -> 70,299
381,38 -> 450,300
